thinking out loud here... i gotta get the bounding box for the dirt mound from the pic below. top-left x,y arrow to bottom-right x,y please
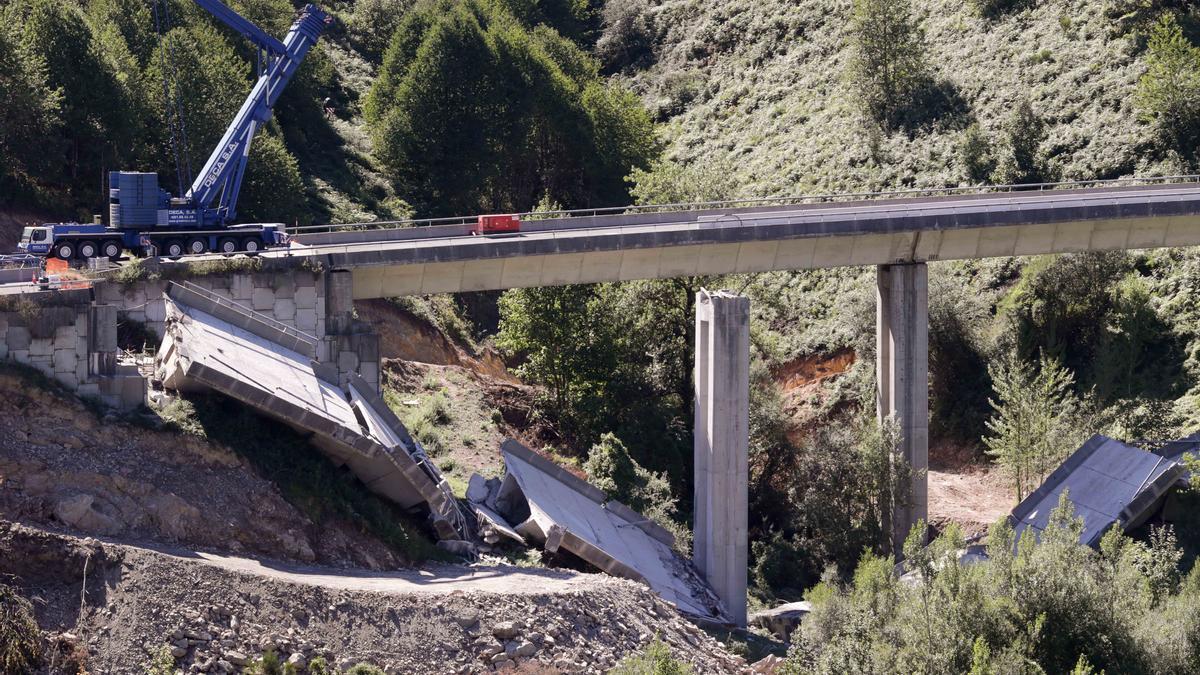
0,369 -> 407,569
0,521 -> 747,674
770,348 -> 857,444
356,299 -> 515,382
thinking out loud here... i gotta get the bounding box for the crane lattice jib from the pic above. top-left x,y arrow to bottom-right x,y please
185,2 -> 328,225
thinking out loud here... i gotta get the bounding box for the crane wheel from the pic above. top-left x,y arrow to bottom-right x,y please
54,242 -> 75,260
102,241 -> 122,260
241,238 -> 261,254
187,238 -> 208,255
78,241 -> 98,259
164,240 -> 185,258
218,238 -> 238,255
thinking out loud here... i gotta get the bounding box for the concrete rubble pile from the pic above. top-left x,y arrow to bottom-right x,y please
152,281 -> 464,539
465,439 -> 731,624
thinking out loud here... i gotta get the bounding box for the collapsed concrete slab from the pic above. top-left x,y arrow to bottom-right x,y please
153,281 -> 463,538
473,439 -> 729,622
1011,434 -> 1186,547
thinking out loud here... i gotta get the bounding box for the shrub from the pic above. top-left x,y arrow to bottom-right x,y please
0,584 -> 41,674
596,0 -> 656,73
958,123 -> 995,185
970,0 -> 1034,18
610,638 -> 691,675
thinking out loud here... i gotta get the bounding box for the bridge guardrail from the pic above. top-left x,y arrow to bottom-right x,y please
285,175 -> 1200,237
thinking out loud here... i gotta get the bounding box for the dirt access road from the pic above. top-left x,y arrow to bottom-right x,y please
1,521 -> 748,674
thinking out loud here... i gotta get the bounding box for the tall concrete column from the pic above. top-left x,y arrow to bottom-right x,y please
694,289 -> 749,627
876,263 -> 929,553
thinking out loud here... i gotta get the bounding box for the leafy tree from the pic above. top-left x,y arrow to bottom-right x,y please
351,0 -> 416,61
143,22 -> 249,194
959,123 -> 995,185
848,0 -> 929,130
583,432 -> 683,545
0,23 -> 61,200
239,132 -> 305,224
992,98 -> 1049,184
1136,14 -> 1200,161
983,353 -> 1083,501
495,283 -> 617,436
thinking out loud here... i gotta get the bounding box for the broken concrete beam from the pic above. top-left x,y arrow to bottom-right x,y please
155,288 -> 464,539
496,439 -> 730,623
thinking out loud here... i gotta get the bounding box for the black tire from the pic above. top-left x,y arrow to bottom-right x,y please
241,237 -> 261,254
102,240 -> 122,260
54,242 -> 74,260
186,238 -> 208,255
218,237 -> 238,255
77,240 -> 98,259
164,240 -> 185,258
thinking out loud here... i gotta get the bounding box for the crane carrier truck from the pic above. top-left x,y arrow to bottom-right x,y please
19,0 -> 329,261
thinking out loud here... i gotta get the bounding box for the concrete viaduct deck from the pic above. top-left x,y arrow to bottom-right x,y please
274,183 -> 1200,300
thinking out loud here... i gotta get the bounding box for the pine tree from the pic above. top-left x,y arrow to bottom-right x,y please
983,353 -> 1079,501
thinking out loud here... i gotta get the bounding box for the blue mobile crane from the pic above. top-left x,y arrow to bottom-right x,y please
19,0 -> 329,260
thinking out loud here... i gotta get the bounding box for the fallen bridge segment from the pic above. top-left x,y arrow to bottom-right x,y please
468,439 -> 730,623
153,281 -> 463,538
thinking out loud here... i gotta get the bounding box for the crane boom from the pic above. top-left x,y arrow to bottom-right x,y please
182,1 -> 328,227
17,0 -> 331,261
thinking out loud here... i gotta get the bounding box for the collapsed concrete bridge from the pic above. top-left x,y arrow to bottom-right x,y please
8,179 -> 1200,626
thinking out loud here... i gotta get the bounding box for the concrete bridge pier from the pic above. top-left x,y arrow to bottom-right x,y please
876,263 -> 929,553
693,289 -> 749,627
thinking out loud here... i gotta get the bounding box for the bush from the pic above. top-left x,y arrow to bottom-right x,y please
596,0 -> 656,73
969,0 -> 1034,18
958,123 -> 995,184
610,638 -> 691,675
788,494 -> 1195,673
0,584 -> 41,674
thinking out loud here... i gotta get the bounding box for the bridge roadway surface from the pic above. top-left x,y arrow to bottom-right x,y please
271,182 -> 1200,299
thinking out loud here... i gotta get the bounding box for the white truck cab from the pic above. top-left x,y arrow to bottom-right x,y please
18,226 -> 52,255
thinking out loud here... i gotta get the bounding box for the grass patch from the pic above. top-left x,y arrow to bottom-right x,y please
158,393 -> 447,564
113,256 -> 264,286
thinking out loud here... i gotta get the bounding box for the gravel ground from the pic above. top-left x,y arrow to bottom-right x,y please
1,521 -> 749,674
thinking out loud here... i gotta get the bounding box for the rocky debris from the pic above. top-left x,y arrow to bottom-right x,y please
0,521 -> 747,674
0,371 -> 409,569
749,601 -> 812,642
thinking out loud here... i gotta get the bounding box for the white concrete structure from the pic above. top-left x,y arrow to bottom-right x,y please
877,264 -> 929,551
693,290 -> 749,627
